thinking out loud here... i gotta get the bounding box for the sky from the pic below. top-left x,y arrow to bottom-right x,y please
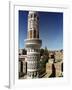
19,10 -> 63,50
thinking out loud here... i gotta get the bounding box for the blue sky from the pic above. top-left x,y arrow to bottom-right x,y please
19,10 -> 63,50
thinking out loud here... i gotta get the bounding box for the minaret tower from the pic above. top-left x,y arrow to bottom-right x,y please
25,11 -> 42,78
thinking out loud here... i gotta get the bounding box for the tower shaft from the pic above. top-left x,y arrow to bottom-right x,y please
25,11 -> 42,78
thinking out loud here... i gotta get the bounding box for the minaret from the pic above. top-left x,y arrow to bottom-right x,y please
25,11 -> 42,78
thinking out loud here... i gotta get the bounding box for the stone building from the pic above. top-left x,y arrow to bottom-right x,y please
18,55 -> 27,78
48,52 -> 55,63
46,50 -> 63,77
54,50 -> 63,62
46,62 -> 63,77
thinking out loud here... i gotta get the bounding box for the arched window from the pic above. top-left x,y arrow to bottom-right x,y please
33,30 -> 36,38
34,14 -> 36,18
37,31 -> 39,38
30,30 -> 32,38
30,14 -> 32,18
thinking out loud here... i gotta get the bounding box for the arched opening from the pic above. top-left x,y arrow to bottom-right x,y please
30,30 -> 32,38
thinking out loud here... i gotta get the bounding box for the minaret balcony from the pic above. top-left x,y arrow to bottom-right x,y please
25,39 -> 42,48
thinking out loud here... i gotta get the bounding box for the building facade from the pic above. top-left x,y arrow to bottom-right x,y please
19,55 -> 27,78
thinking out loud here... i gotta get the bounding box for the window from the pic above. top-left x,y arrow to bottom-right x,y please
33,30 -> 36,38
34,14 -> 36,18
30,20 -> 33,29
21,61 -> 23,72
30,14 -> 32,18
37,16 -> 39,20
30,30 -> 32,38
37,31 -> 39,38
